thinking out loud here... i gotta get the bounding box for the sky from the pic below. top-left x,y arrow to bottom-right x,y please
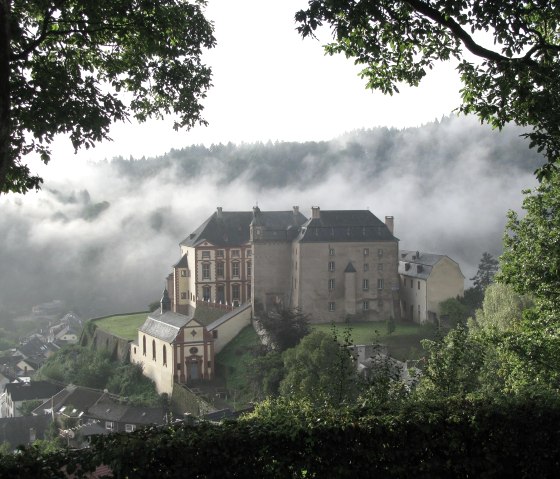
44,0 -> 463,169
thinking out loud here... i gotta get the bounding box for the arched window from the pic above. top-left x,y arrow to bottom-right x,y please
142,336 -> 146,356
163,345 -> 167,366
152,340 -> 156,360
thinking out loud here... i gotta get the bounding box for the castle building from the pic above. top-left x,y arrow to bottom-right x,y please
398,250 -> 465,323
252,207 -> 400,322
167,207 -> 307,316
166,205 -> 399,323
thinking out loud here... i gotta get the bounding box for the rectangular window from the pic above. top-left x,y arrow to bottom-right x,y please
363,300 -> 369,311
247,249 -> 252,257
202,250 -> 210,259
363,263 -> 369,272
247,261 -> 252,277
329,248 -> 335,256
180,270 -> 187,277
105,421 -> 114,431
202,263 -> 210,280
216,250 -> 224,258
247,284 -> 252,299
216,262 -> 224,278
410,279 -> 413,288
232,284 -> 240,300
232,262 -> 240,277
363,248 -> 369,256
125,424 -> 136,433
328,302 -> 335,312
362,279 -> 369,290
378,279 -> 384,290
231,250 -> 240,258
212,330 -> 218,339
378,263 -> 383,271
177,363 -> 181,371
377,248 -> 383,257
328,261 -> 335,272
328,278 -> 335,290
418,281 -> 420,290
418,304 -> 421,319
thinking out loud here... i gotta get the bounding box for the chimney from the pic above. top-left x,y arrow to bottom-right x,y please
216,207 -> 223,218
385,216 -> 394,234
293,205 -> 299,216
311,206 -> 321,219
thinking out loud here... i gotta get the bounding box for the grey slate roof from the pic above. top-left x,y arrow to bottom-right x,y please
88,398 -> 164,426
174,254 -> 189,268
398,249 -> 463,280
297,210 -> 397,243
344,262 -> 357,273
33,385 -> 109,415
4,381 -> 62,401
119,406 -> 165,425
181,211 -> 254,247
180,209 -> 307,247
138,310 -> 196,343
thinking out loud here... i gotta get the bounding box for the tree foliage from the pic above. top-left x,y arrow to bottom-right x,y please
0,0 -> 215,193
258,308 -> 310,351
500,171 -> 560,316
38,344 -> 159,405
296,0 -> 560,179
471,252 -> 500,293
280,330 -> 358,406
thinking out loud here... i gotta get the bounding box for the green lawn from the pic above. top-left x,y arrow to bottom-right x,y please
311,321 -> 437,361
93,312 -> 149,340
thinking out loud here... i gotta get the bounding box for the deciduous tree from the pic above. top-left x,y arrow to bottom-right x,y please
296,0 -> 560,179
0,0 -> 215,193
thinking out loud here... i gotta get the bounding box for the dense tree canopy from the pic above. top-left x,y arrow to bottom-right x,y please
297,0 -> 560,179
499,171 -> 560,316
0,0 -> 215,193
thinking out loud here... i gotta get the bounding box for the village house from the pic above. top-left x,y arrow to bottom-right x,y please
1,381 -> 63,418
398,249 -> 465,323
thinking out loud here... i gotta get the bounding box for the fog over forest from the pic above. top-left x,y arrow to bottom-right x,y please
0,116 -> 542,319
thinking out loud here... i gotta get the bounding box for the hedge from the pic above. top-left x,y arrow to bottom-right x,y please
2,397 -> 559,478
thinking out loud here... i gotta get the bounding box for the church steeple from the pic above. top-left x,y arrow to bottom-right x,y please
160,287 -> 171,314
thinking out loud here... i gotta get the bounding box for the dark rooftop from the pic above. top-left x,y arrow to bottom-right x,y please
4,381 -> 63,401
297,210 -> 396,243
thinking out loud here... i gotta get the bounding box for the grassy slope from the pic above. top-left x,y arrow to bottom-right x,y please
215,325 -> 260,406
311,321 -> 437,361
93,312 -> 149,340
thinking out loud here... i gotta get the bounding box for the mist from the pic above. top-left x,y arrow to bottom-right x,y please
0,116 -> 540,319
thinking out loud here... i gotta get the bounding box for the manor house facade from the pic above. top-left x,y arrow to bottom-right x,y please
165,206 -> 400,323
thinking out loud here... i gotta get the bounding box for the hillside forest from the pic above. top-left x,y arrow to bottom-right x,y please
0,115 -> 542,321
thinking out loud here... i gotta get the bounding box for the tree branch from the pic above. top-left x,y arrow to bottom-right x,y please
402,0 -> 514,64
0,0 -> 11,193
